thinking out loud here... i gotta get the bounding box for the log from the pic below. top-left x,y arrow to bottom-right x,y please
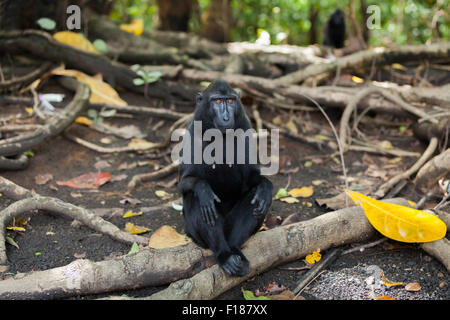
274,42 -> 450,85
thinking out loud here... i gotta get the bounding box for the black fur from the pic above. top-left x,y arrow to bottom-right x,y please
178,80 -> 273,276
323,9 -> 346,49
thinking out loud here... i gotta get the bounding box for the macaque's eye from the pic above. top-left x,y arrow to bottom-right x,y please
227,99 -> 233,104
216,99 -> 222,104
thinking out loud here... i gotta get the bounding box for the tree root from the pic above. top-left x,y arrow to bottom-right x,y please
127,161 -> 180,194
274,42 -> 450,85
0,81 -> 90,166
0,177 -> 148,264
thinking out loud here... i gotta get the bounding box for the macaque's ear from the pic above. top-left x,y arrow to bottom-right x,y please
196,93 -> 203,104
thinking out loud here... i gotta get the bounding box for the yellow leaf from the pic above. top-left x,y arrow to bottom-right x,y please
50,68 -> 127,106
285,120 -> 298,134
120,19 -> 144,36
305,249 -> 321,264
345,190 -> 447,243
272,115 -> 282,126
127,138 -> 158,149
75,116 -> 93,126
391,63 -> 407,71
125,222 -> 150,235
53,31 -> 100,54
377,140 -> 393,149
352,76 -> 364,83
280,197 -> 300,204
381,272 -> 404,287
6,226 -> 26,232
25,107 -> 34,115
148,225 -> 191,249
288,186 -> 314,198
122,210 -> 143,218
155,190 -> 172,199
374,296 -> 396,300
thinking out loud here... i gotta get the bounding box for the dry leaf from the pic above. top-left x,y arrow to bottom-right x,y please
148,225 -> 191,249
120,19 -> 144,36
280,197 -> 299,204
381,272 -> 404,287
285,120 -> 298,134
51,67 -> 127,106
405,282 -> 421,292
122,210 -> 143,218
56,172 -> 111,189
35,173 -> 53,185
346,190 -> 447,243
155,190 -> 172,200
125,222 -> 150,235
53,31 -> 100,54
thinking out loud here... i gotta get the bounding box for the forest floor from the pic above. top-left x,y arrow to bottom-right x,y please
0,80 -> 448,300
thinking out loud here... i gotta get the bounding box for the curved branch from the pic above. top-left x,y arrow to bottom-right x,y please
0,81 -> 90,158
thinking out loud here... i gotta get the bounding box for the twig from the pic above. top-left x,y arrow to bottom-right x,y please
341,238 -> 388,255
64,132 -> 165,153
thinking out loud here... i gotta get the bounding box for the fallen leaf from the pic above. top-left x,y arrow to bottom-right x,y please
74,252 -> 86,259
381,272 -> 404,287
285,120 -> 298,134
242,289 -> 272,300
148,225 -> 191,249
75,116 -> 93,126
125,222 -> 150,235
53,31 -> 100,54
280,197 -> 299,204
6,226 -> 26,232
119,197 -> 142,206
312,180 -> 323,186
120,19 -> 144,36
94,160 -> 111,171
51,67 -> 127,106
352,75 -> 364,83
274,188 -> 288,199
288,186 -> 314,198
155,190 -> 172,200
128,138 -> 158,150
122,210 -> 143,218
128,242 -> 140,255
316,192 -> 348,210
56,172 -> 111,189
305,248 -> 321,265
35,173 -> 53,185
346,190 -> 447,243
374,296 -> 396,300
405,282 -> 421,292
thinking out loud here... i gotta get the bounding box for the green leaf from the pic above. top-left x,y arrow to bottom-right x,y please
37,17 -> 56,30
35,252 -> 42,256
87,109 -> 98,119
128,242 -> 140,255
241,288 -> 272,300
93,39 -> 108,53
133,78 -> 145,86
274,188 -> 288,199
99,108 -> 117,118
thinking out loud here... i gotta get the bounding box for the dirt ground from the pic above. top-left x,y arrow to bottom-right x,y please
0,84 -> 448,300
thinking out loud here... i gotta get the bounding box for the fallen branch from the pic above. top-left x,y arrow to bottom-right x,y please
0,177 -> 148,264
274,42 -> 450,85
375,137 -> 439,198
0,81 -> 90,163
0,198 -> 409,299
127,161 -> 180,193
414,148 -> 450,194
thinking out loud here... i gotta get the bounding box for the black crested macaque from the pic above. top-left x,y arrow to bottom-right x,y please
323,9 -> 346,49
178,80 -> 273,276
